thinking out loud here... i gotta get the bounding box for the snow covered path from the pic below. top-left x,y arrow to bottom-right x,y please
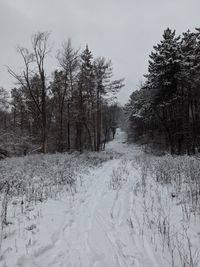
2,131 -> 160,266
1,130 -> 200,266
15,131 -> 149,267
0,132 -> 170,267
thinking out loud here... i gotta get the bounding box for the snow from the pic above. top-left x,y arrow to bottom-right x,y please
0,129 -> 200,266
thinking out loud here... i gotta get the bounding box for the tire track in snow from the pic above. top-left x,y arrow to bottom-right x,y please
15,130 -> 160,267
31,159 -> 123,267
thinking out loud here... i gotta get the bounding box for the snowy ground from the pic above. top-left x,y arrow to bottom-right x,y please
0,130 -> 200,266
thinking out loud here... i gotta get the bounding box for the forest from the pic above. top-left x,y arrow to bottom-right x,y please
1,28 -> 200,267
125,28 -> 200,155
0,33 -> 124,158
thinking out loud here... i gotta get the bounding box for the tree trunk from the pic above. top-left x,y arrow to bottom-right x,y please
84,121 -> 93,151
41,80 -> 47,154
58,106 -> 64,152
67,102 -> 71,151
96,88 -> 102,151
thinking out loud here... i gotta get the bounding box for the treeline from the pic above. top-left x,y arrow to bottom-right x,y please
0,32 -> 123,157
125,28 -> 200,155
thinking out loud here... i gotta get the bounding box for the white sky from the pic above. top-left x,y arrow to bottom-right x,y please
0,0 -> 200,104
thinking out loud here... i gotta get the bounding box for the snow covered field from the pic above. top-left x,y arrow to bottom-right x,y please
0,130 -> 200,266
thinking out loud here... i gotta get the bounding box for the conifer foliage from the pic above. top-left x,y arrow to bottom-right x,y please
125,28 -> 200,154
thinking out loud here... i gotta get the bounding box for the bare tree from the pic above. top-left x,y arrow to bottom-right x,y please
93,57 -> 124,151
55,39 -> 79,151
8,32 -> 51,153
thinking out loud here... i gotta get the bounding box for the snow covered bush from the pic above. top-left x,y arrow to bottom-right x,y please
130,153 -> 200,267
110,159 -> 129,190
151,155 -> 200,216
0,150 -> 116,252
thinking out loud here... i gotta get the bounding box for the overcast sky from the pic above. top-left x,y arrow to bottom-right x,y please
0,0 -> 200,104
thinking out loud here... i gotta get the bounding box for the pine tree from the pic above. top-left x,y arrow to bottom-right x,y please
146,28 -> 181,153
